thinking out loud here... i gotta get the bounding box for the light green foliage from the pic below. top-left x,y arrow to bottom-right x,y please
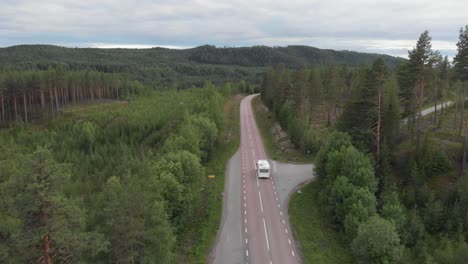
433,236 -> 468,264
380,185 -> 405,232
0,85 -> 228,262
351,216 -> 403,264
316,131 -> 352,179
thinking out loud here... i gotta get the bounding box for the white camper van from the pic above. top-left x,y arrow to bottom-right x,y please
256,160 -> 270,178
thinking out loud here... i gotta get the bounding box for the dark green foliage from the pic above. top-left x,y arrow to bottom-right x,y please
0,85 -> 228,262
351,216 -> 403,264
0,44 -> 403,90
1,148 -> 108,263
453,26 -> 468,82
433,236 -> 468,264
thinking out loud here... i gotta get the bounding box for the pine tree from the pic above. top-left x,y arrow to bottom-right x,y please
408,30 -> 433,126
11,148 -> 108,263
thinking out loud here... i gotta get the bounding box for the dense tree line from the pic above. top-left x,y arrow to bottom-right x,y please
260,63 -> 367,154
260,25 -> 468,263
0,44 -> 403,90
189,45 -> 402,68
0,84 -> 230,263
0,67 -> 137,128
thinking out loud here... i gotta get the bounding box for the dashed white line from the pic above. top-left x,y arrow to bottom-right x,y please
263,218 -> 270,251
288,239 -> 291,245
246,250 -> 249,257
292,250 -> 295,257
258,191 -> 264,213
246,238 -> 248,244
282,219 -> 285,224
245,227 -> 248,233
285,229 -> 288,234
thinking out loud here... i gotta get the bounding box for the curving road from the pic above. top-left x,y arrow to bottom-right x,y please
240,94 -> 299,264
211,94 -> 314,264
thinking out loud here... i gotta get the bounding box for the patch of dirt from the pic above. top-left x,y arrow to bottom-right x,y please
271,122 -> 295,152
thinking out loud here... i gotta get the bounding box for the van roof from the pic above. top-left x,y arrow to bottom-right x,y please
257,159 -> 270,168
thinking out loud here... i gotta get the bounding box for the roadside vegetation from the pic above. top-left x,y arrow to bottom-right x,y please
182,94 -> 242,263
289,181 -> 352,263
252,96 -> 314,163
262,26 -> 468,263
0,81 -> 245,263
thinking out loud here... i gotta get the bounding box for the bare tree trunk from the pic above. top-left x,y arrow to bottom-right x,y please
460,82 -> 465,136
49,88 -> 54,117
54,86 -> 59,112
14,95 -> 18,121
23,91 -> 28,123
0,92 -> 4,125
40,87 -> 45,110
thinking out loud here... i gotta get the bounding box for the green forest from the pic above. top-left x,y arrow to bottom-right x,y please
1,18 -> 467,264
0,81 -> 243,262
0,44 -> 402,89
261,27 -> 468,263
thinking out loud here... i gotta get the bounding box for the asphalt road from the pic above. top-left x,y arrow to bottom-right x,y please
211,94 -> 314,264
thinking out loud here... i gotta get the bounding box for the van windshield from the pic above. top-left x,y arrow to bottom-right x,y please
259,169 -> 269,173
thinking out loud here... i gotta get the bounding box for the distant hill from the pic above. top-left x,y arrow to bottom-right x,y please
0,44 -> 405,88
188,45 -> 404,68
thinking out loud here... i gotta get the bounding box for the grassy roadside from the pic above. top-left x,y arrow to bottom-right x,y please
251,95 -> 351,263
182,94 -> 242,263
251,96 -> 313,163
289,182 -> 352,263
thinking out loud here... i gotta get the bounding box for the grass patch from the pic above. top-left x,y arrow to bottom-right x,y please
252,96 -> 314,163
180,94 -> 242,263
289,181 -> 353,264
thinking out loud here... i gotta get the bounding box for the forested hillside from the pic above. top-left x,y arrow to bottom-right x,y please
0,84 -> 235,263
262,26 -> 468,263
0,44 -> 403,88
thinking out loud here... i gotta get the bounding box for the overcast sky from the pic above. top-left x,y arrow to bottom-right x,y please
1,0 -> 467,58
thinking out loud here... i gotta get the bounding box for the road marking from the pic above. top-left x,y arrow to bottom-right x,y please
283,219 -> 285,224
292,250 -> 295,257
246,238 -> 248,244
244,210 -> 246,215
245,218 -> 247,224
244,202 -> 246,207
277,204 -> 280,208
243,196 -> 246,200
243,190 -> 245,194
263,218 -> 270,251
246,250 -> 249,257
288,239 -> 291,245
285,228 -> 288,234
258,191 -> 264,213
245,227 -> 248,233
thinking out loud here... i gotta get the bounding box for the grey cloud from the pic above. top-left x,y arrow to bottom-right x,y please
0,0 -> 466,58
